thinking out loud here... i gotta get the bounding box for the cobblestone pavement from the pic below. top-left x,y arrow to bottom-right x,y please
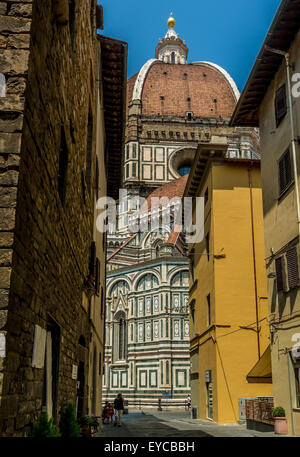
96,410 -> 287,438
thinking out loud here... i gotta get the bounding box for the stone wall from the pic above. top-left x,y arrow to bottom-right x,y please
0,1 -> 33,429
0,0 -> 100,436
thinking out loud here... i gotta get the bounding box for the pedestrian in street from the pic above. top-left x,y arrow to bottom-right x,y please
186,394 -> 191,411
114,393 -> 125,427
108,402 -> 114,424
102,401 -> 110,424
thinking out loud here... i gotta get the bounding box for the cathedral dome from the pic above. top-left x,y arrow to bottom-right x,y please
127,60 -> 239,118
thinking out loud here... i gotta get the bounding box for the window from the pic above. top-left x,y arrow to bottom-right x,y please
286,246 -> 299,289
95,258 -> 100,294
295,364 -> 300,408
137,274 -> 159,291
132,143 -> 137,158
186,112 -> 193,121
99,352 -> 101,376
86,111 -> 93,195
275,255 -> 285,292
178,165 -> 191,176
100,286 -> 104,315
69,0 -> 76,49
42,318 -> 60,422
171,52 -> 175,64
166,361 -> 170,384
118,317 -> 126,360
147,131 -> 151,139
126,144 -> 129,160
207,294 -> 211,326
95,156 -> 99,201
275,84 -> 287,127
204,188 -> 209,205
58,126 -> 69,207
279,149 -> 293,195
126,163 -> 129,178
206,232 -> 210,261
132,162 -> 137,178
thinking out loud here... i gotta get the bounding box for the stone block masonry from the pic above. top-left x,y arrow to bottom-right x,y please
0,0 -> 100,436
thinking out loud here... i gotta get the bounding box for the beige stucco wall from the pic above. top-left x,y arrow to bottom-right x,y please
258,28 -> 300,435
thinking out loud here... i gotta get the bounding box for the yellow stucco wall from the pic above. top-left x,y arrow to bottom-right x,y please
190,160 -> 273,424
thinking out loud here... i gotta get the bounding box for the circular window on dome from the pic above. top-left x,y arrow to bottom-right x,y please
169,147 -> 196,178
178,165 -> 191,176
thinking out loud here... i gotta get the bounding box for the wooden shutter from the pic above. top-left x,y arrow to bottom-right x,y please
275,256 -> 285,292
279,149 -> 292,194
95,257 -> 100,294
286,247 -> 299,289
89,241 -> 96,277
275,84 -> 287,127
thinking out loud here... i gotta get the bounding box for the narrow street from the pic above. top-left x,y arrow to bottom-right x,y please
97,411 -> 282,438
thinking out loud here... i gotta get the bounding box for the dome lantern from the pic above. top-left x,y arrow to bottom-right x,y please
155,14 -> 188,64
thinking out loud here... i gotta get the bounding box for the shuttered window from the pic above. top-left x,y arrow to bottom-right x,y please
275,256 -> 285,292
279,149 -> 293,195
286,247 -> 299,289
95,257 -> 100,294
275,84 -> 287,127
89,241 -> 96,277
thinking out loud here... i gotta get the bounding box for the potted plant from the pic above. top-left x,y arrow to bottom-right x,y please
30,412 -> 61,438
79,415 -> 99,437
59,403 -> 81,437
272,406 -> 288,435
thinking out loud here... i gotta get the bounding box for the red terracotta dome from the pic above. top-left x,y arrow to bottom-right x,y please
127,60 -> 239,119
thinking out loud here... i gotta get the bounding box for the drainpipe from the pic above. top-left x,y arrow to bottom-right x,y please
265,46 -> 300,238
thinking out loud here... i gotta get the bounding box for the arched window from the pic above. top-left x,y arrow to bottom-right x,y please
110,280 -> 129,297
171,271 -> 189,287
137,274 -> 159,291
119,318 -> 126,360
171,52 -> 175,64
113,311 -> 127,362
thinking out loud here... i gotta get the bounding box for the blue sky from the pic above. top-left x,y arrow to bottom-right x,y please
99,0 -> 281,91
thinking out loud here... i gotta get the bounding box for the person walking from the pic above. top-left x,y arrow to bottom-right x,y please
186,394 -> 191,411
114,393 -> 125,427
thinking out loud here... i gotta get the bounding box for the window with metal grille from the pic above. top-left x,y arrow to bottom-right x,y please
286,247 -> 299,289
275,84 -> 287,127
275,256 -> 285,292
279,149 -> 293,195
